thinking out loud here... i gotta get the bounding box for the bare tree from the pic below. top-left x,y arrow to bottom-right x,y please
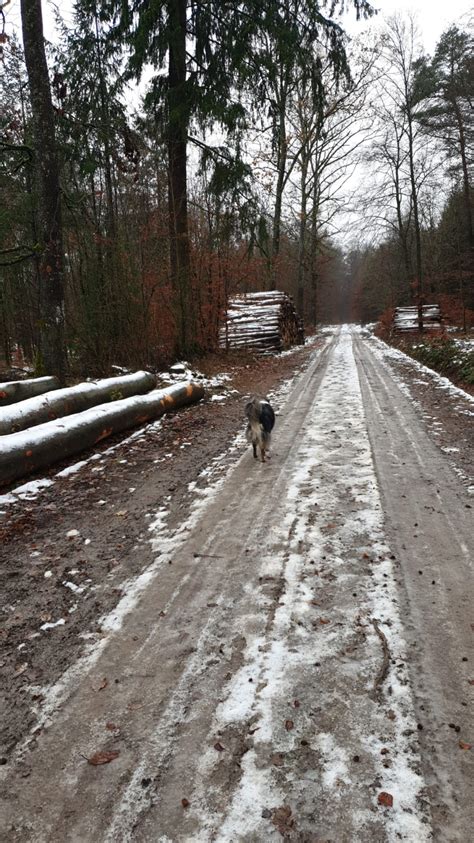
380,14 -> 427,328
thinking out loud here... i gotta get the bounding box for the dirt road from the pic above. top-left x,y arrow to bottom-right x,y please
1,327 -> 472,842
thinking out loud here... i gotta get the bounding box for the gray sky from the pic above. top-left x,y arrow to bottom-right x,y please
343,0 -> 472,51
4,0 -> 473,55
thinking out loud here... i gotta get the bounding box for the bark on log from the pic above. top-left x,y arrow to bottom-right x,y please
0,382 -> 204,487
0,371 -> 156,435
0,376 -> 60,407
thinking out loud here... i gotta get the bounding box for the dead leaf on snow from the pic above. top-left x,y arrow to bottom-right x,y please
294,699 -> 300,708
377,791 -> 393,807
458,741 -> 472,750
105,722 -> 119,731
87,750 -> 120,766
94,677 -> 108,691
271,805 -> 293,833
319,618 -> 330,625
181,798 -> 190,808
214,741 -> 225,752
285,719 -> 294,731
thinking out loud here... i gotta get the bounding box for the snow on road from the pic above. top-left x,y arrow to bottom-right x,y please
3,326 -> 472,840
187,326 -> 430,840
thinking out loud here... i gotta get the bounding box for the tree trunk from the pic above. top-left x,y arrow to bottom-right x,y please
168,0 -> 194,356
0,382 -> 205,487
406,111 -> 424,330
0,371 -> 156,435
296,149 -> 309,318
309,153 -> 320,326
20,0 -> 67,381
270,103 -> 288,291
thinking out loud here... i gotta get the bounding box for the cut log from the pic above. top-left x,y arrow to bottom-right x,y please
0,371 -> 156,436
0,382 -> 205,487
220,291 -> 304,354
0,376 -> 60,407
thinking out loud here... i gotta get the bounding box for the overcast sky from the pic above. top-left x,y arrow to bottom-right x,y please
4,0 -> 473,55
343,0 -> 473,51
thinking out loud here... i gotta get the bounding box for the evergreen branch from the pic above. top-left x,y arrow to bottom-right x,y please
0,245 -> 36,267
0,139 -> 33,158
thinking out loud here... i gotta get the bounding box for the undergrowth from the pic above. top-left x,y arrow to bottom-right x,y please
400,337 -> 474,387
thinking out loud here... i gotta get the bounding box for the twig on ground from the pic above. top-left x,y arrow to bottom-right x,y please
370,617 -> 390,700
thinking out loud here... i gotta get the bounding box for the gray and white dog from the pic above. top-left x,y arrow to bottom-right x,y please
245,396 -> 275,463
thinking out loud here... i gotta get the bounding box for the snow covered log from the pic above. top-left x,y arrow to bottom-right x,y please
0,376 -> 60,407
0,382 -> 205,487
0,371 -> 156,435
220,291 -> 304,354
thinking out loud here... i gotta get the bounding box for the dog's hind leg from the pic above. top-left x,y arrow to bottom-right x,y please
253,443 -> 258,459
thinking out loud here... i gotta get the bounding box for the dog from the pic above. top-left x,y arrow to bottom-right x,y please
245,396 -> 275,463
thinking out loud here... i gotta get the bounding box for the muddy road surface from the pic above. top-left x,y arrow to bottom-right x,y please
1,327 -> 472,842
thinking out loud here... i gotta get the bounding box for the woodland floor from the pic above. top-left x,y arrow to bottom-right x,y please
0,329 -> 472,842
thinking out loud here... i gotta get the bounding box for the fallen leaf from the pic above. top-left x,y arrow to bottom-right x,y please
181,798 -> 190,808
377,792 -> 393,807
319,618 -> 330,625
87,750 -> 120,766
214,741 -> 225,752
459,741 -> 472,750
294,699 -> 300,708
271,805 -> 293,833
105,722 -> 118,731
468,679 -> 474,685
97,677 -> 108,691
285,719 -> 294,731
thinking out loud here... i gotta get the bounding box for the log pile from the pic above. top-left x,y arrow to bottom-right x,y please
220,291 -> 304,354
393,305 -> 443,333
0,382 -> 205,487
0,370 -> 156,435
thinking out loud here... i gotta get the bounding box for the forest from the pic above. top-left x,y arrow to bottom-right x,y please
0,1 -> 473,381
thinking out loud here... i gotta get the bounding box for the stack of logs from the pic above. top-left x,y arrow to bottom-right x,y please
220,291 -> 304,353
393,304 -> 443,334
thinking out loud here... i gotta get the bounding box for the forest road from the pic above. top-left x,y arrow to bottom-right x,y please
1,327 -> 472,842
